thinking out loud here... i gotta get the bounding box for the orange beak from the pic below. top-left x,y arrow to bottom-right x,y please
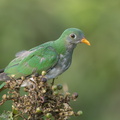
81,38 -> 91,46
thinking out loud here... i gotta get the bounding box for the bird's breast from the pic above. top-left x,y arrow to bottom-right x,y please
45,52 -> 72,80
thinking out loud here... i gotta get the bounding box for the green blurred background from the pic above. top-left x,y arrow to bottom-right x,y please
0,0 -> 120,120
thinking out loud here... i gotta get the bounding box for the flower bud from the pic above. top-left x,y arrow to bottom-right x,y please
77,110 -> 83,115
36,107 -> 42,113
52,85 -> 57,91
45,113 -> 52,118
41,71 -> 46,76
72,92 -> 78,99
53,91 -> 59,95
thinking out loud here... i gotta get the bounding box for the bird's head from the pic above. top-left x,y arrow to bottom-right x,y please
61,28 -> 90,46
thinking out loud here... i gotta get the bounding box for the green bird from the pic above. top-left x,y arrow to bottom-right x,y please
0,28 -> 90,82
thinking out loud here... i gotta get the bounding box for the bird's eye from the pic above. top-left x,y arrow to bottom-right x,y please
70,34 -> 76,39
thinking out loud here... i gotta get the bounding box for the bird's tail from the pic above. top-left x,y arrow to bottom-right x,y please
0,68 -> 10,81
0,68 -> 10,92
0,68 -> 4,73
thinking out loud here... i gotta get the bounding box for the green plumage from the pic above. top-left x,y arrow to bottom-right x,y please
5,42 -> 59,78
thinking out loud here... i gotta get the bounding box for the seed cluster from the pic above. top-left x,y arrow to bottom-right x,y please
0,74 -> 82,120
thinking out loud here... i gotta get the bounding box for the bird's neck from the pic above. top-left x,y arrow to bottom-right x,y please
66,43 -> 77,53
54,39 -> 76,55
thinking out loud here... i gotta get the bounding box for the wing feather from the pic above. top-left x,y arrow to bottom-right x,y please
5,46 -> 59,79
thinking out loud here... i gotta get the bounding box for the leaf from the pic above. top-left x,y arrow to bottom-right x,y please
0,82 -> 6,89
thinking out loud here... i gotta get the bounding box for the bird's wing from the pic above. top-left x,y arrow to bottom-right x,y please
15,50 -> 28,57
5,46 -> 59,79
4,49 -> 36,71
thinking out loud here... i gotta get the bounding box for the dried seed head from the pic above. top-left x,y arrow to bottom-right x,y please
21,76 -> 25,80
0,73 -> 81,119
6,95 -> 10,99
34,73 -> 39,77
66,92 -> 71,96
68,111 -> 74,115
24,87 -> 29,92
2,94 -> 7,100
29,84 -> 34,88
12,105 -> 18,115
11,94 -> 16,98
42,89 -> 46,93
41,77 -> 47,82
